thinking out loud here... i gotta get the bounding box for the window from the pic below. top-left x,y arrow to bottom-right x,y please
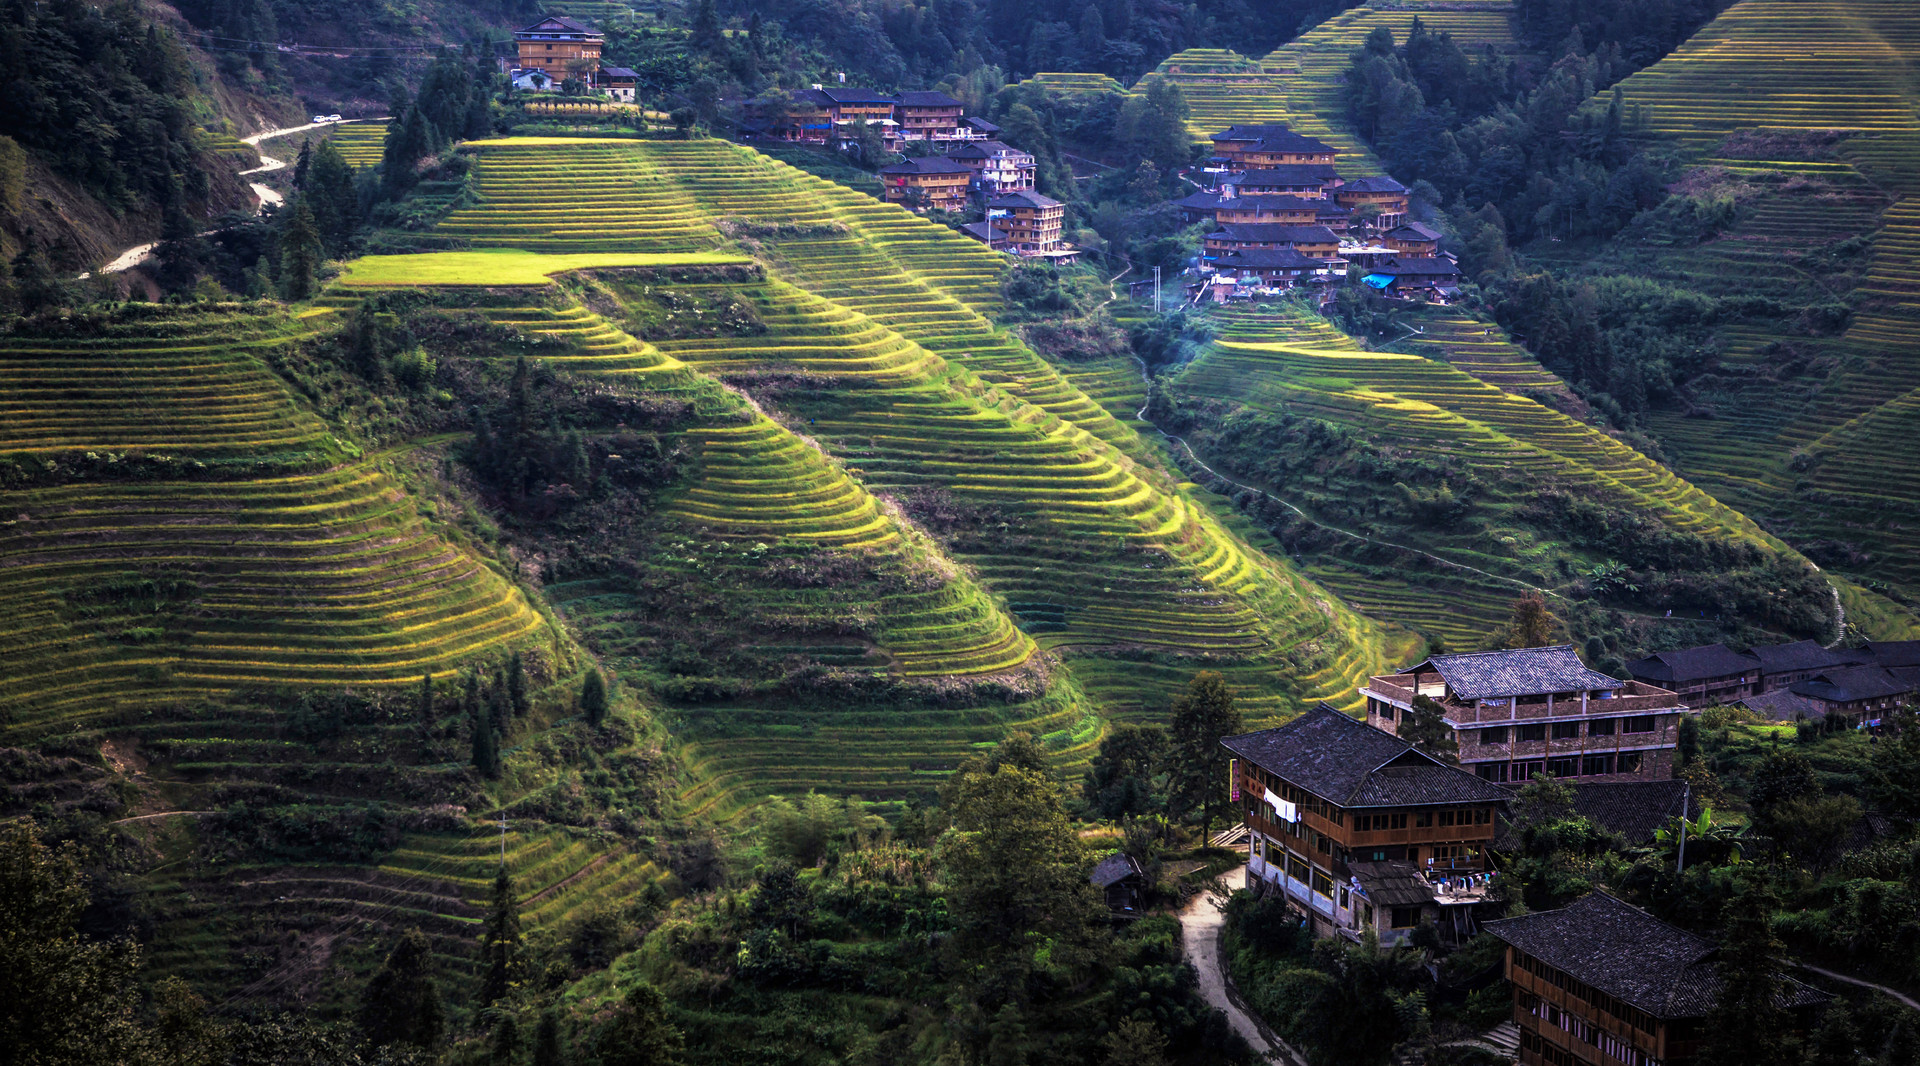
1476,763 -> 1507,782
1516,724 -> 1547,742
1583,754 -> 1615,776
1475,807 -> 1491,825
1480,726 -> 1508,744
1390,812 -> 1407,829
1414,811 -> 1433,828
1439,810 -> 1456,827
1339,887 -> 1350,909
1547,757 -> 1579,778
1624,715 -> 1657,734
1391,906 -> 1423,929
1311,869 -> 1333,897
1617,752 -> 1643,774
1588,717 -> 1615,736
1552,721 -> 1582,739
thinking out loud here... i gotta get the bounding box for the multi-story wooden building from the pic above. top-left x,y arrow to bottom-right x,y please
1362,646 -> 1690,784
894,90 -> 967,142
1203,223 -> 1341,261
1334,175 -> 1411,230
797,86 -> 901,146
947,141 -> 1036,194
1213,247 -> 1321,288
1224,705 -> 1511,944
878,156 -> 973,210
1174,191 -> 1320,226
1748,640 -> 1860,692
1232,164 -> 1342,197
1624,644 -> 1762,709
1209,125 -> 1339,169
1486,893 -> 1826,1066
513,15 -> 603,78
1383,221 -> 1442,256
987,190 -> 1066,254
1789,665 -> 1914,723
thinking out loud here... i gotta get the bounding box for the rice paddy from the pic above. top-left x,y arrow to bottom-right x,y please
338,249 -> 751,287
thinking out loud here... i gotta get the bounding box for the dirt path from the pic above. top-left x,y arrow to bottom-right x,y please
1178,865 -> 1309,1066
88,118 -> 380,275
1799,963 -> 1920,1013
109,810 -> 213,825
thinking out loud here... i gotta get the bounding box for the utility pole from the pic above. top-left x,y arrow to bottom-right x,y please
1675,782 -> 1689,874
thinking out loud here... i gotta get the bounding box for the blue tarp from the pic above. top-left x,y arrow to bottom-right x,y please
1362,274 -> 1394,289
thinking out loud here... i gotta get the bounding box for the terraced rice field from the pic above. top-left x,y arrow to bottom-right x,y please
426,137 -> 1410,730
0,306 -> 334,463
1573,0 -> 1920,620
1601,0 -> 1920,153
1169,306 -> 1798,641
322,121 -> 389,167
1016,72 -> 1126,94
438,138 -> 722,252
0,307 -> 552,736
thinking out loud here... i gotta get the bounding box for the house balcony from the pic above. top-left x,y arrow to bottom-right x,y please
1365,674 -> 1683,724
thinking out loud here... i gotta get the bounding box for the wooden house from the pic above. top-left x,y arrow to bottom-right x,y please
987,190 -> 1066,255
513,15 -> 602,82
1173,190 -> 1319,225
1362,645 -> 1690,784
1090,852 -> 1146,913
1209,125 -> 1339,169
1232,164 -> 1342,197
1486,893 -> 1826,1066
594,65 -> 638,102
879,156 -> 973,211
1334,175 -> 1410,230
894,90 -> 967,142
1383,221 -> 1442,256
1788,665 -> 1914,723
1213,248 -> 1320,287
1224,705 -> 1511,944
798,87 -> 901,147
1359,256 -> 1462,298
1624,644 -> 1761,709
1203,223 -> 1340,261
1748,640 -> 1863,691
947,141 -> 1036,194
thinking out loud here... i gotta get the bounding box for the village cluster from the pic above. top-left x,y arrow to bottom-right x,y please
1122,639 -> 1915,1065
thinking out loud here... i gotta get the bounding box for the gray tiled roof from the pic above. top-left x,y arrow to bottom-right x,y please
1867,640 -> 1920,669
1090,852 -> 1143,887
1217,248 -> 1320,270
1791,665 -> 1914,703
1221,704 -> 1511,808
894,90 -> 962,107
1625,643 -> 1760,684
1746,639 -> 1853,674
1235,165 -> 1339,185
1347,860 -> 1435,907
1485,893 -> 1828,1019
1737,688 -> 1830,721
1570,780 -> 1697,844
1374,256 -> 1460,277
1387,221 -> 1442,241
1207,223 -> 1339,244
880,156 -> 972,175
988,189 -> 1061,209
1341,175 -> 1408,193
1409,645 -> 1624,700
947,140 -> 1025,159
1212,125 -> 1336,154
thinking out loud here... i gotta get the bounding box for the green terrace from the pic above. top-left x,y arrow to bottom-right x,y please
1168,306 -> 1809,643
439,138 -> 724,253
0,305 -> 336,467
321,120 -> 390,168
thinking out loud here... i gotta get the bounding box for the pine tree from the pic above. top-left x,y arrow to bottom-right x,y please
418,672 -> 435,725
292,137 -> 312,189
277,200 -> 321,301
1701,884 -> 1794,1066
532,1010 -> 565,1066
1500,592 -> 1559,648
508,651 -> 529,719
358,928 -> 447,1051
489,1014 -> 519,1066
1167,671 -> 1241,833
1402,695 -> 1460,762
479,871 -> 522,1007
581,669 -> 608,727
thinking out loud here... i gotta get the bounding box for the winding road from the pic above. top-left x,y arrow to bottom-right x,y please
90,118 -> 380,275
1178,865 -> 1309,1066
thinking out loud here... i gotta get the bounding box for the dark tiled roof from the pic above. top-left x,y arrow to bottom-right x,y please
1867,640 -> 1920,668
518,15 -> 598,34
1747,639 -> 1852,674
964,116 -> 1001,132
1737,688 -> 1830,721
880,156 -> 972,175
1485,893 -> 1829,1019
1570,780 -> 1698,844
1221,704 -> 1510,808
1375,256 -> 1460,277
988,189 -> 1062,209
1090,851 -> 1144,887
1235,165 -> 1340,185
599,65 -> 639,78
1207,223 -> 1338,244
895,90 -> 963,107
1387,221 -> 1442,241
1348,860 -> 1435,907
1218,248 -> 1320,270
1407,645 -> 1623,700
1179,192 -> 1319,212
1791,665 -> 1914,703
1211,125 -> 1336,154
1341,175 -> 1407,193
1625,643 -> 1760,684
961,221 -> 1000,243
